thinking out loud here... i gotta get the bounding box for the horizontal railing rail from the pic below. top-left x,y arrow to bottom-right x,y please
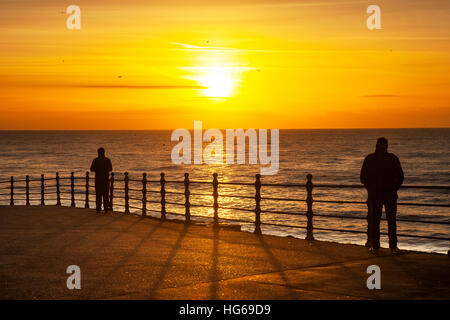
1,172 -> 449,253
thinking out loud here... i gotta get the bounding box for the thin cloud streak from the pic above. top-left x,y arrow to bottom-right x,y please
63,84 -> 207,89
360,94 -> 401,98
10,83 -> 207,90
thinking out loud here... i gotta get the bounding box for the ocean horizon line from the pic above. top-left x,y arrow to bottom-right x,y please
1,127 -> 449,132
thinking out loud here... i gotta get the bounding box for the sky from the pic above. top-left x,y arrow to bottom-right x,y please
0,0 -> 449,129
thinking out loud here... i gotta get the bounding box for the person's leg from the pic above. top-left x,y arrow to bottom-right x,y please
366,196 -> 373,247
385,194 -> 398,249
103,183 -> 109,213
370,198 -> 383,250
95,183 -> 102,213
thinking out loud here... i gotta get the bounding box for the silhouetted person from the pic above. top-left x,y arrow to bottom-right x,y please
360,137 -> 404,254
90,147 -> 112,213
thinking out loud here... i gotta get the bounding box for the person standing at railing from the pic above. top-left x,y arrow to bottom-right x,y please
360,137 -> 404,254
90,147 -> 113,214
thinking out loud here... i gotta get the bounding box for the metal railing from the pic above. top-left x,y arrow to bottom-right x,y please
1,172 -> 449,252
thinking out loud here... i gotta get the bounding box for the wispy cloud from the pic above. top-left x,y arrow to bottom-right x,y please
170,42 -> 241,53
59,84 -> 206,89
360,94 -> 401,98
5,82 -> 206,90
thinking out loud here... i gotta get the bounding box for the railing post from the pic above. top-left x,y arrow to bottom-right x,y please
70,172 -> 75,207
213,173 -> 219,229
124,172 -> 130,214
109,172 -> 114,211
160,173 -> 166,220
306,174 -> 314,240
40,174 -> 45,206
10,176 -> 14,206
254,174 -> 262,234
25,175 -> 30,206
85,171 -> 89,209
56,172 -> 61,205
142,173 -> 147,217
184,173 -> 191,224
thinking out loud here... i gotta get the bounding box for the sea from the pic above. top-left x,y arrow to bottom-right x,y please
0,129 -> 448,254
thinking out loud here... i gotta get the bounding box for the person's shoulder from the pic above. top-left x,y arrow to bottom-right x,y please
365,152 -> 376,160
387,153 -> 400,161
105,157 -> 112,162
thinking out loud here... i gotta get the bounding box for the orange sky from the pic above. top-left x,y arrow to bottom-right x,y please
0,0 -> 449,129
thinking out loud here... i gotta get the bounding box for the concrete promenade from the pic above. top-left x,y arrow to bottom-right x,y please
0,205 -> 449,299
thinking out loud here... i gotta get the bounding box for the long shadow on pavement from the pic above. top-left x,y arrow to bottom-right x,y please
147,224 -> 189,299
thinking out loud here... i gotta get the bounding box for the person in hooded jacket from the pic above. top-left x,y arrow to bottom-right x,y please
360,137 -> 404,254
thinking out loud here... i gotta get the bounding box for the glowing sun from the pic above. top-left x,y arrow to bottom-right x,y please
198,67 -> 234,98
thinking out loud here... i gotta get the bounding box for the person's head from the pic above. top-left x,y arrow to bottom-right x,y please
97,147 -> 105,157
375,137 -> 388,153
